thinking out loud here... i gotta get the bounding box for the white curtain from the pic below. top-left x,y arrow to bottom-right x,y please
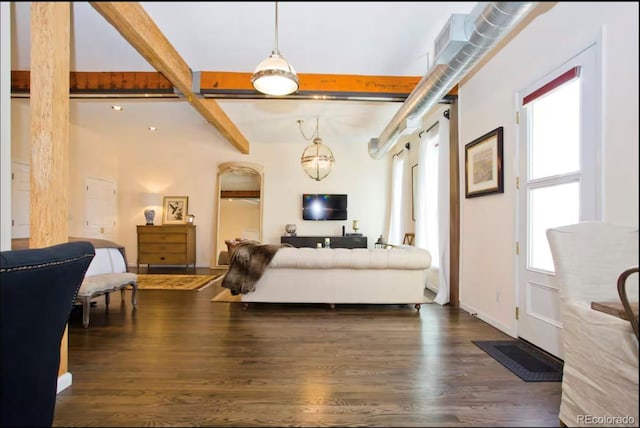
415,119 -> 450,305
388,149 -> 407,245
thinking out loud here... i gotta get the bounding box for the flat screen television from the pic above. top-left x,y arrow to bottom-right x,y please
302,194 -> 347,220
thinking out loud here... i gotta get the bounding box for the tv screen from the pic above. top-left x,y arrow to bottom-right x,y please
302,194 -> 347,220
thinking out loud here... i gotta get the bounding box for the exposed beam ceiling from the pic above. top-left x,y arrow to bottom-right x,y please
89,2 -> 250,154
11,70 -> 439,102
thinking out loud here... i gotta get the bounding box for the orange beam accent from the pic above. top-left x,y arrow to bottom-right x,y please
199,71 -> 424,99
13,70 -> 458,101
71,71 -> 173,93
12,70 -> 174,94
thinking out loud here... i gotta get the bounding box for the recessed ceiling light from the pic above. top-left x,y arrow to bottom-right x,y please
111,105 -> 123,111
148,126 -> 158,132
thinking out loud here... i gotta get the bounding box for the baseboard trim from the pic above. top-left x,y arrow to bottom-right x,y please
57,372 -> 72,394
460,302 -> 517,337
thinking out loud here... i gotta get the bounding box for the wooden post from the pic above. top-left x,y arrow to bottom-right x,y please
30,2 -> 70,377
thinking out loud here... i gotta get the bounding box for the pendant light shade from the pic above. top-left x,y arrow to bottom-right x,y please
251,2 -> 299,96
299,117 -> 334,181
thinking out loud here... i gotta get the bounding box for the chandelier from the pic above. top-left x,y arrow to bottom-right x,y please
299,116 -> 334,181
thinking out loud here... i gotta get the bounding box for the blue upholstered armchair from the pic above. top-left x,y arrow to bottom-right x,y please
1,241 -> 95,427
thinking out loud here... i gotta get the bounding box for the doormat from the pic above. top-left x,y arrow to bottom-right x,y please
472,340 -> 563,382
137,274 -> 221,291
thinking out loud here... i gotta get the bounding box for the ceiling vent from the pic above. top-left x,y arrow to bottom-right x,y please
433,14 -> 468,66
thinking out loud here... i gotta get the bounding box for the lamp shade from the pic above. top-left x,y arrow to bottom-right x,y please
140,192 -> 162,208
251,50 -> 299,96
301,137 -> 335,181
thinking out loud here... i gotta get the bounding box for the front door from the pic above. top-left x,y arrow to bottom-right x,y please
517,44 -> 600,359
85,177 -> 117,240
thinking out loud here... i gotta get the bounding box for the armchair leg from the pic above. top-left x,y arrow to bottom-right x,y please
105,292 -> 110,310
415,304 -> 421,311
131,283 -> 138,308
82,297 -> 91,328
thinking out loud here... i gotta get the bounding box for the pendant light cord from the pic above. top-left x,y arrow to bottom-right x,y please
273,2 -> 279,54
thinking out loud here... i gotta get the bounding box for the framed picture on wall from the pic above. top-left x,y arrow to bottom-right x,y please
465,127 -> 504,198
162,196 -> 189,224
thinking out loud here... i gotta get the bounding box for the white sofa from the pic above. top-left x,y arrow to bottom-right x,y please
241,245 -> 431,308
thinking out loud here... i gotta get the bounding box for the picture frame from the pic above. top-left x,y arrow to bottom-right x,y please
465,127 -> 504,198
411,164 -> 418,221
162,196 -> 189,224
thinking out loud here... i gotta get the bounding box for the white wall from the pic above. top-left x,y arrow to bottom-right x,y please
11,98 -> 390,267
458,2 -> 639,334
3,99 -> 389,266
11,100 -> 120,238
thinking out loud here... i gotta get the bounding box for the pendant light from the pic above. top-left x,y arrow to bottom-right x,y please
251,2 -> 299,96
299,116 -> 335,181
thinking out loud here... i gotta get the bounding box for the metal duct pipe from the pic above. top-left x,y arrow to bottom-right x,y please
368,2 -> 537,159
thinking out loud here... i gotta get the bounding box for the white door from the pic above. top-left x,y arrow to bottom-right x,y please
11,162 -> 30,238
517,44 -> 600,359
85,177 -> 117,240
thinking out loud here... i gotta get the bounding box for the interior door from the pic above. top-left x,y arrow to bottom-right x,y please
517,44 -> 600,359
85,177 -> 117,240
11,161 -> 30,239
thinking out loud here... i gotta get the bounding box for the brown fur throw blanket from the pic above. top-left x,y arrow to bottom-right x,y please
221,241 -> 291,295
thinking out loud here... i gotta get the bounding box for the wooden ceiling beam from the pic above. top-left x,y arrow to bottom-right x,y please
12,70 -> 174,95
89,2 -> 250,154
13,70 -> 457,102
198,71 -> 423,100
89,2 -> 191,95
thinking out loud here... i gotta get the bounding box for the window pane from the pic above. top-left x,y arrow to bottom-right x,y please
530,79 -> 580,179
529,182 -> 580,272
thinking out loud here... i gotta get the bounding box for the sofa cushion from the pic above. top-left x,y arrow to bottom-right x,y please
268,246 -> 431,270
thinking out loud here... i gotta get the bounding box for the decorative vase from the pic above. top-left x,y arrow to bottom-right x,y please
285,224 -> 297,236
144,209 -> 155,225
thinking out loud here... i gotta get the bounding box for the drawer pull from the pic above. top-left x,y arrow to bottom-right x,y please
160,256 -> 165,260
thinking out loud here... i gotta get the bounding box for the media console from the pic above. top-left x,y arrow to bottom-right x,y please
281,235 -> 367,249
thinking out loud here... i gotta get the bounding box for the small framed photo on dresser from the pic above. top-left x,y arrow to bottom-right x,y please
162,196 -> 188,224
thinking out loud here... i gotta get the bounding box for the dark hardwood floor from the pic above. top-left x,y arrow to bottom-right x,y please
56,280 -> 561,427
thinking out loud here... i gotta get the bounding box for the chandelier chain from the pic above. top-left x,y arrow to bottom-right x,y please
297,116 -> 320,141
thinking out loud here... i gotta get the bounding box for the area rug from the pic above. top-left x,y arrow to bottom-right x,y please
137,274 -> 221,291
472,339 -> 563,382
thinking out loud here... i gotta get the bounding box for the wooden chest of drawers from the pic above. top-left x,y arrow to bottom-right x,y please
137,225 -> 196,271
